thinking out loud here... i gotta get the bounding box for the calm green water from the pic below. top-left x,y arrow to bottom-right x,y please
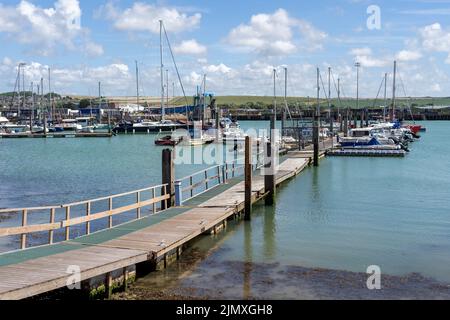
1,121 -> 450,284
170,120 -> 450,286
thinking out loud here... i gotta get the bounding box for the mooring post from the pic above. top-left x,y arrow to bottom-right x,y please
258,140 -> 261,166
244,136 -> 252,220
161,148 -> 174,209
264,141 -> 276,205
215,107 -> 220,142
174,180 -> 182,206
313,113 -> 319,167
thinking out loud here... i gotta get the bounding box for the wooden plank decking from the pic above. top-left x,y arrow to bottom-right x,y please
0,155 -> 310,300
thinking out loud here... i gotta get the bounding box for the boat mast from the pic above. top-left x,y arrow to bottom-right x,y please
166,69 -> 169,114
22,65 -> 26,119
40,77 -> 44,123
135,60 -> 139,107
31,82 -> 34,128
273,68 -> 277,130
202,74 -> 206,125
160,20 -> 165,121
391,61 -> 397,122
383,73 -> 387,121
48,67 -> 53,122
16,63 -> 22,118
338,77 -> 342,132
355,62 -> 360,119
328,67 -> 332,133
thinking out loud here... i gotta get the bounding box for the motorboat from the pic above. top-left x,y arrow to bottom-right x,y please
55,119 -> 82,131
338,127 -> 408,151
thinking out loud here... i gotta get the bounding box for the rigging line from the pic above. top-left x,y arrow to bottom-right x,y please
397,71 -> 415,123
11,68 -> 20,107
280,70 -> 293,121
371,76 -> 385,109
162,22 -> 190,123
330,71 -> 343,109
319,72 -> 329,101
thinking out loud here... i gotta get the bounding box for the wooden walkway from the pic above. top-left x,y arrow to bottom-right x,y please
0,154 -> 311,300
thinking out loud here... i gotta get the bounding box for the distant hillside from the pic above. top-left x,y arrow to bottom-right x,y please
3,92 -> 450,110
0,92 -> 61,98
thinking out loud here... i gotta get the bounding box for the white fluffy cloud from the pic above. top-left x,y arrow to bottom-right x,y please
101,2 -> 201,34
203,63 -> 233,74
0,0 -> 103,56
226,8 -> 326,56
0,58 -> 132,95
2,56 -> 448,97
173,39 -> 207,56
395,50 -> 422,62
350,48 -> 390,67
419,23 -> 450,64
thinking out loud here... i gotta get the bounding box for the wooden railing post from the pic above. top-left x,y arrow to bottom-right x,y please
174,180 -> 182,207
136,191 -> 141,219
20,209 -> 27,249
86,202 -> 91,235
152,188 -> 156,214
244,136 -> 252,220
65,207 -> 70,241
49,208 -> 55,244
108,197 -> 113,228
161,148 -> 174,209
217,166 -> 221,184
221,165 -> 226,184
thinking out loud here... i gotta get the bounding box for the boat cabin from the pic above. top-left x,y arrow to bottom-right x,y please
350,128 -> 373,137
0,116 -> 8,125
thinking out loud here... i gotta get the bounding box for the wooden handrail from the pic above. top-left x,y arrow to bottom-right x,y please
0,194 -> 170,238
0,184 -> 168,215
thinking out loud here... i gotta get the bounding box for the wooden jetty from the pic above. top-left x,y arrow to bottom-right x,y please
0,132 -> 113,139
0,144 -> 317,300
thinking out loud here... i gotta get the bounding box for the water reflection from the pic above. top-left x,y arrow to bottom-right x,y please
262,204 -> 276,260
243,220 -> 252,299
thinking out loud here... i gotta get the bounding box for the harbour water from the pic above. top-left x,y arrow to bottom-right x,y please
1,121 -> 450,297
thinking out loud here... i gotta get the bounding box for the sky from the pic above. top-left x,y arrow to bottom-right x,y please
1,0 -> 450,98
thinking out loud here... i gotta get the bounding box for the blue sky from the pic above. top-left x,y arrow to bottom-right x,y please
1,0 -> 450,98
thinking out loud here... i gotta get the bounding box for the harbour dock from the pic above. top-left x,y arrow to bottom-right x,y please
0,132 -> 114,139
0,141 -> 322,300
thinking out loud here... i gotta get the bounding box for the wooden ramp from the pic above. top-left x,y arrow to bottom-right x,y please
0,156 -> 309,300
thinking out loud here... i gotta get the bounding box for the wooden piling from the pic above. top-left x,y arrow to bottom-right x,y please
264,141 -> 276,206
161,149 -> 174,209
244,136 -> 252,220
313,114 -> 319,167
